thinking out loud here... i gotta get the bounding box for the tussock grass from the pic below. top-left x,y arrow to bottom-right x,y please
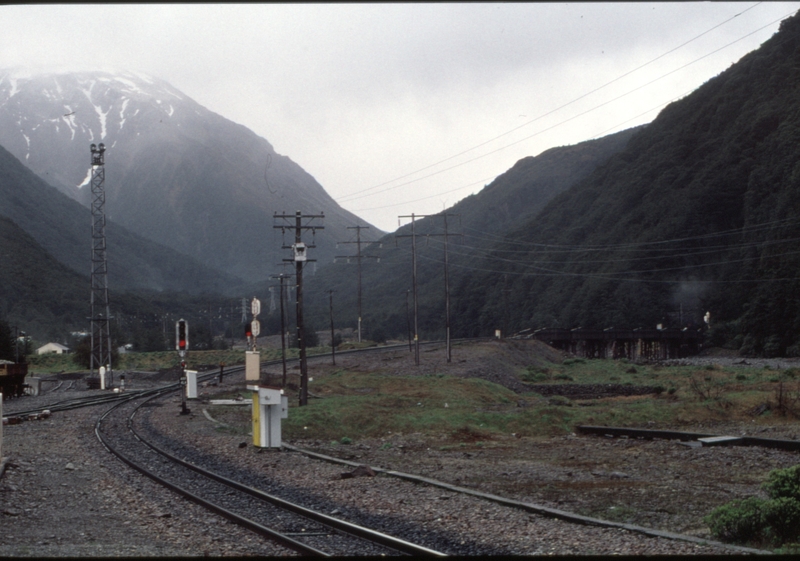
282,358 -> 800,443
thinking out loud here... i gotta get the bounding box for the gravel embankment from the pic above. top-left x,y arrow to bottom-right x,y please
0,379 -> 288,557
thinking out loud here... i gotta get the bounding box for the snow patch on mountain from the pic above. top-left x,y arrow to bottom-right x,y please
119,98 -> 130,131
6,77 -> 19,98
77,166 -> 92,189
94,103 -> 109,139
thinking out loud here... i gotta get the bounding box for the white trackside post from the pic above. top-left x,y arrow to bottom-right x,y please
185,370 -> 197,399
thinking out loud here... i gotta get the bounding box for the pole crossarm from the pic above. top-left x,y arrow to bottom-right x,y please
273,211 -> 324,249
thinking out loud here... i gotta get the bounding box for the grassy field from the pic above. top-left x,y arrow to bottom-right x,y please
280,359 -> 800,442
202,353 -> 800,443
26,346 -> 800,443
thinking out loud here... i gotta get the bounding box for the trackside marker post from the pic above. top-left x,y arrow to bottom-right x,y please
185,370 -> 198,399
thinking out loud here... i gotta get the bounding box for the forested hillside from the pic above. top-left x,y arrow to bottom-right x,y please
299,127 -> 642,341
0,213 -> 241,346
0,215 -> 88,340
454,11 -> 800,356
0,143 -> 240,294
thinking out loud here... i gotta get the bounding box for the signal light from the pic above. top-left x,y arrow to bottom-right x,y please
176,319 -> 188,351
244,323 -> 252,338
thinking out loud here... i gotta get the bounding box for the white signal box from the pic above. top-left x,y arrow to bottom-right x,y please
247,385 -> 287,448
245,351 -> 260,381
292,242 -> 307,262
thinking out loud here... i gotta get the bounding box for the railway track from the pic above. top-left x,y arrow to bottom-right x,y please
94,385 -> 446,557
5,340 -> 767,555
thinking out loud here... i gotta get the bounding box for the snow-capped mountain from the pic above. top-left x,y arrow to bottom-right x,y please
0,69 -> 380,281
0,70 -> 187,200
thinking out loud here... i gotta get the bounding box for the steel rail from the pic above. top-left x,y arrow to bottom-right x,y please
7,337 -> 486,417
96,380 -> 446,557
128,391 -> 446,557
95,387 -> 332,557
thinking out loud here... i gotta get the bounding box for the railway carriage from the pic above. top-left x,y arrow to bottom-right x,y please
0,360 -> 28,398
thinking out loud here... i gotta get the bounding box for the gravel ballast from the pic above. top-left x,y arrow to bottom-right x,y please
2,343 -> 799,556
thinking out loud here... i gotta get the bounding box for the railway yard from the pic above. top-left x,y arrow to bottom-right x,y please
2,340 -> 800,556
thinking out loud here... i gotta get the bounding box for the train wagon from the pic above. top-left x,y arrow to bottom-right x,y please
0,360 -> 28,398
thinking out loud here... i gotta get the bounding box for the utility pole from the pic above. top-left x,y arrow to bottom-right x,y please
404,290 -> 412,352
335,225 -> 380,342
396,213 -> 420,365
502,274 -> 511,339
89,143 -> 113,387
328,290 -> 336,366
442,212 -> 455,362
273,211 -> 324,406
397,212 -> 460,363
270,273 -> 291,388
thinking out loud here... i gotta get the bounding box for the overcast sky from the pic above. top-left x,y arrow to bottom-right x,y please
2,3 -> 799,232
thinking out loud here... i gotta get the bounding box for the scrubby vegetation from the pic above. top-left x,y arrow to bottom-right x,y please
705,465 -> 800,550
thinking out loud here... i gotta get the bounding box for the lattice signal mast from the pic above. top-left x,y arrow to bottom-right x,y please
90,143 -> 113,380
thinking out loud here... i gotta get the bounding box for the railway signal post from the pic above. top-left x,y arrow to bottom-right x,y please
176,319 -> 190,415
245,298 -> 261,383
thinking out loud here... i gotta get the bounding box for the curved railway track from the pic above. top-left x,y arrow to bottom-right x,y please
93,379 -> 446,557
4,339 -> 766,555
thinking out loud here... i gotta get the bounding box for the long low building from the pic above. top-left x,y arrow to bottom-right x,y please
530,327 -> 703,360
36,342 -> 70,355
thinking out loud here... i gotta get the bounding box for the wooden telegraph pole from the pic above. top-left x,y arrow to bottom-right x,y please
335,225 -> 380,342
273,211 -> 324,406
397,212 -> 460,364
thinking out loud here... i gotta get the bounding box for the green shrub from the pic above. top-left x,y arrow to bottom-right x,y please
763,465 -> 800,501
704,496 -> 767,545
562,358 -> 585,365
763,497 -> 800,545
340,436 -> 353,445
706,466 -> 800,547
548,395 -> 572,407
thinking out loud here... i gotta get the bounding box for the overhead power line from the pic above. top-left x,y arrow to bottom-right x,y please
337,3 -> 783,206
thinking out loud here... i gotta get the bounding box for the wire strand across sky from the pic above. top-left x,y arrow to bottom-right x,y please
338,4 -> 798,230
